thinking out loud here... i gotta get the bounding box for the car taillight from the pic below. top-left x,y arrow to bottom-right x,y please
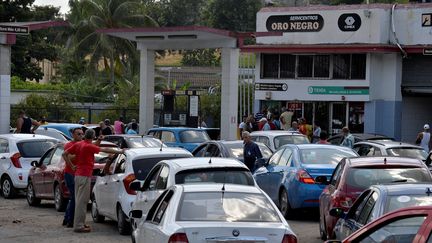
10,153 -> 22,168
123,174 -> 136,195
282,234 -> 297,243
331,193 -> 354,211
296,169 -> 314,184
168,233 -> 189,243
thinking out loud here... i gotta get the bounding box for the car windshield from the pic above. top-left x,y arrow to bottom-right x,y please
386,195 -> 432,213
225,143 -> 273,160
299,148 -> 357,164
386,148 -> 428,160
17,140 -> 56,157
346,168 -> 432,191
175,168 -> 254,186
274,135 -> 310,149
179,130 -> 210,143
177,192 -> 280,222
132,155 -> 191,180
127,137 -> 165,148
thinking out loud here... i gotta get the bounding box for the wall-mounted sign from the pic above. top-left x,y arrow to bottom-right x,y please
308,86 -> 369,95
266,14 -> 324,32
189,95 -> 199,117
338,13 -> 362,32
0,25 -> 29,34
424,48 -> 432,55
422,13 -> 432,27
255,83 -> 288,91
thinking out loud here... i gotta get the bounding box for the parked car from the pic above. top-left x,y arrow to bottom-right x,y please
191,140 -> 273,163
327,133 -> 393,145
0,134 -> 58,198
333,183 -> 432,240
353,140 -> 428,160
330,206 -> 432,243
40,123 -> 87,140
253,144 -> 357,218
26,141 -> 117,211
147,127 -> 211,152
129,157 -> 256,241
103,135 -> 165,149
34,127 -> 70,142
318,156 -> 432,240
130,184 -> 298,243
91,147 -> 193,235
250,130 -> 310,152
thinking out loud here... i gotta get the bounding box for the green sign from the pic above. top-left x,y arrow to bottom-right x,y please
308,86 -> 369,95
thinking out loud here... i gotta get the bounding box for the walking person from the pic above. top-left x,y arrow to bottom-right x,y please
312,122 -> 322,143
114,116 -> 125,134
340,127 -> 355,148
15,110 -> 40,134
416,124 -> 431,153
63,129 -> 125,233
242,131 -> 263,172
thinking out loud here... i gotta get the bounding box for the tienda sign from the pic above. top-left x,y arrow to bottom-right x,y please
266,14 -> 324,32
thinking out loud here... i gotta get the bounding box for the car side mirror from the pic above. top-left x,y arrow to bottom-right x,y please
129,210 -> 142,219
31,161 -> 40,167
329,208 -> 346,219
129,181 -> 142,191
315,176 -> 329,185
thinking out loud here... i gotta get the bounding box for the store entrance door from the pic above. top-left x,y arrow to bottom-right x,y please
330,103 -> 347,135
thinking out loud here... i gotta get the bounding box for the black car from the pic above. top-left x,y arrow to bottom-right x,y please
327,133 -> 393,145
191,140 -> 273,163
103,135 -> 165,149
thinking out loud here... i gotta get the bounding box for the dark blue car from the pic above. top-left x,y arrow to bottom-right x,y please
147,127 -> 211,152
253,144 -> 357,218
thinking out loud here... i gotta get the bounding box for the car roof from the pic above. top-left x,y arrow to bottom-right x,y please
105,134 -> 156,139
351,133 -> 392,140
176,183 -> 262,194
0,134 -> 59,141
346,156 -> 425,167
355,140 -> 423,149
281,143 -> 356,152
160,157 -> 248,171
148,127 -> 208,132
125,147 -> 192,158
250,131 -> 304,136
371,183 -> 432,196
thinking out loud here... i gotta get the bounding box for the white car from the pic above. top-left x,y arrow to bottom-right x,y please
34,127 -> 70,143
0,134 -> 58,198
129,157 -> 256,240
131,184 -> 298,243
91,147 -> 193,235
250,130 -> 310,152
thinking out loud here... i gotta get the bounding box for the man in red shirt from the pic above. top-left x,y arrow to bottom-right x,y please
63,129 -> 124,233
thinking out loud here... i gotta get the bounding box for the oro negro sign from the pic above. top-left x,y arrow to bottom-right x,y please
266,14 -> 324,32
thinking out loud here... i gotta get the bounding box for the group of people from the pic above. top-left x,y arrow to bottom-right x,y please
97,116 -> 139,136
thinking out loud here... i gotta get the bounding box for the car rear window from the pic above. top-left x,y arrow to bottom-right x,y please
17,140 -> 56,157
300,148 -> 357,164
346,168 -> 432,191
386,195 -> 432,213
127,137 -> 165,148
225,143 -> 272,160
175,168 -> 254,186
179,130 -> 210,143
274,135 -> 310,149
386,148 -> 428,160
132,155 -> 191,180
177,192 -> 280,222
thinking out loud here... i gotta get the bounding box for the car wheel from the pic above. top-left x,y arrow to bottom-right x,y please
117,205 -> 131,235
54,184 -> 68,212
1,176 -> 16,199
26,180 -> 41,206
319,212 -> 328,240
279,188 -> 293,218
91,196 -> 105,223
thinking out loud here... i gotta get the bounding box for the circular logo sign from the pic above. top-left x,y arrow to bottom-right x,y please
232,229 -> 240,237
338,13 -> 361,32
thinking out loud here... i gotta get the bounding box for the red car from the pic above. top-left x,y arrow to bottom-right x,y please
318,156 -> 432,240
331,206 -> 432,243
26,142 -> 117,211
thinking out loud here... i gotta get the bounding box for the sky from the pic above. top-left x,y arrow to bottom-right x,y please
33,0 -> 70,14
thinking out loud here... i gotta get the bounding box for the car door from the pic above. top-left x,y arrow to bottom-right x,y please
0,138 -> 10,183
95,155 -> 117,215
36,148 -> 55,197
267,148 -> 294,201
254,149 -> 285,198
139,165 -> 162,219
321,160 -> 345,230
105,154 -> 127,219
142,165 -> 170,219
43,147 -> 64,197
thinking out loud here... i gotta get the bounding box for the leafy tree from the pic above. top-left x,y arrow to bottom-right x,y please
0,0 -> 34,22
181,49 -> 220,66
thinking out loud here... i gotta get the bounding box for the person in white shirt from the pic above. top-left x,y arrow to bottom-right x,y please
416,124 -> 431,153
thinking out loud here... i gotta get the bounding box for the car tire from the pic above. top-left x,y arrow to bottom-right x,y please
279,188 -> 294,219
91,196 -> 105,223
54,184 -> 67,212
26,180 -> 41,206
117,205 -> 131,235
1,176 -> 16,199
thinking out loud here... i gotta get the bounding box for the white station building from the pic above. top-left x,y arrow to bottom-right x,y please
244,3 -> 432,141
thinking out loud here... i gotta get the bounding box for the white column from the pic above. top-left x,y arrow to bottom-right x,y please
0,42 -> 11,134
138,45 -> 155,134
221,48 -> 239,140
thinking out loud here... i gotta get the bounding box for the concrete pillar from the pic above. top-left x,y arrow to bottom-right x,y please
221,48 -> 239,140
138,45 -> 155,134
0,39 -> 11,134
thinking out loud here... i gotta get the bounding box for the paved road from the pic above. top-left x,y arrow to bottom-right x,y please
0,195 -> 322,243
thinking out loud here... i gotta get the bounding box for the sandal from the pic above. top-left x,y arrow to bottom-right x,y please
74,227 -> 91,233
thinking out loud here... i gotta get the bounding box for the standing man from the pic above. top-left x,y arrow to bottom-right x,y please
242,131 -> 262,172
62,127 -> 84,228
15,110 -> 39,134
416,124 -> 431,153
340,127 -> 355,148
63,129 -> 125,233
280,107 -> 294,131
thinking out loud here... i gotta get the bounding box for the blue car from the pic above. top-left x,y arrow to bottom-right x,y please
333,183 -> 432,240
147,127 -> 211,152
41,123 -> 87,140
253,144 -> 357,217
